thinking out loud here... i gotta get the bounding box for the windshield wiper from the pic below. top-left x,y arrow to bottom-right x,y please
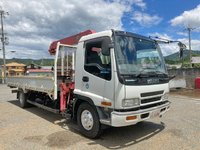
120,66 -> 168,78
132,67 -> 154,78
154,70 -> 168,76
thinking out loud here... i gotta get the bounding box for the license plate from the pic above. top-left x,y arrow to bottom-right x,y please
152,111 -> 160,117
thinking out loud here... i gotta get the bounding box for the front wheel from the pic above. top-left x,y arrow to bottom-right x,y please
77,102 -> 103,138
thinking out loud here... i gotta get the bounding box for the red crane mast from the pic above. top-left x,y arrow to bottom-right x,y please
48,30 -> 96,55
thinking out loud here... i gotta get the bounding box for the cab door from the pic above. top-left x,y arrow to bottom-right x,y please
81,37 -> 113,106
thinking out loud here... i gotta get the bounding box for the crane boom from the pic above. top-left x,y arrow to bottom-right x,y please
48,30 -> 96,55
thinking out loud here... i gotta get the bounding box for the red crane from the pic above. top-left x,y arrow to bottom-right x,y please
48,30 -> 96,55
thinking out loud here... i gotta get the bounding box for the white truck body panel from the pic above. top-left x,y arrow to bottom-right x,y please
79,30 -> 112,43
7,76 -> 54,98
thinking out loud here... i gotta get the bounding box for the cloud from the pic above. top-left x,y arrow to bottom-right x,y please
177,38 -> 200,51
159,44 -> 179,56
133,0 -> 146,10
177,32 -> 188,36
170,4 -> 200,31
131,11 -> 163,27
2,0 -> 126,39
1,0 -> 146,59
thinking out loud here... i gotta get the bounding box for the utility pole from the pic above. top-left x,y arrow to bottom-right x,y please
41,56 -> 43,67
0,6 -> 9,84
184,27 -> 195,68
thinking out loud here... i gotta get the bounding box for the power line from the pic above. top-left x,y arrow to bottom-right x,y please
184,27 -> 195,68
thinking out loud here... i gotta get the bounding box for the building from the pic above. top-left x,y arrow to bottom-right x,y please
28,69 -> 53,76
26,63 -> 41,70
41,66 -> 52,70
1,62 -> 26,77
191,57 -> 200,68
191,57 -> 200,64
25,63 -> 41,75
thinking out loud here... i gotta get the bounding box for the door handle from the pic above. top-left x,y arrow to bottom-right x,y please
82,76 -> 89,82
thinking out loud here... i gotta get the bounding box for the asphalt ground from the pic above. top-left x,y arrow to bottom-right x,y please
0,84 -> 200,150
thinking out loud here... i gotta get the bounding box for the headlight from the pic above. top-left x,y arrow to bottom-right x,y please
122,98 -> 140,107
162,93 -> 169,100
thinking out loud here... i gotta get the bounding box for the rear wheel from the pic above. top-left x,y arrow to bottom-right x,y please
77,102 -> 103,138
19,90 -> 28,108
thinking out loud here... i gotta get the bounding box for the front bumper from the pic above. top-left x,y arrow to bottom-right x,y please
110,101 -> 171,127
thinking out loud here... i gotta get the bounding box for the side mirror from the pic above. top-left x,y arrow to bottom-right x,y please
178,42 -> 186,58
101,37 -> 113,56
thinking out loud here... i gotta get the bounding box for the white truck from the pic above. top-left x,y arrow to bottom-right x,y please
7,29 -> 186,138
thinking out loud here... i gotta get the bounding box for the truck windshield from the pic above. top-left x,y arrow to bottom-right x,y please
115,35 -> 167,76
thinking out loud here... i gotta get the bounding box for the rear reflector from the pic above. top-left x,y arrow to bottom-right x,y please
126,116 -> 137,120
101,102 -> 111,106
167,106 -> 170,109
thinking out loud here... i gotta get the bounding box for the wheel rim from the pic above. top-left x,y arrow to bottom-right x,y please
81,110 -> 93,130
19,93 -> 23,104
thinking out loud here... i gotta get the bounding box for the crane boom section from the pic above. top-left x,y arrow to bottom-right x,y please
48,30 -> 96,55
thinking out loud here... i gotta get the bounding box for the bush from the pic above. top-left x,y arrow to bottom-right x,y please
172,66 -> 177,69
183,62 -> 190,68
193,63 -> 200,68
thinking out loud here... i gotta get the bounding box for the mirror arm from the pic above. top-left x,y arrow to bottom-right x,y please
169,50 -> 184,80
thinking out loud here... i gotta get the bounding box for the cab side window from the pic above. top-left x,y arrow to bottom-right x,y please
84,37 -> 111,80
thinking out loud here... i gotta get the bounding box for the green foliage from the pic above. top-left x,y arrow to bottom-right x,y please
183,62 -> 190,68
193,63 -> 200,68
37,74 -> 40,76
165,59 -> 178,65
165,50 -> 200,61
171,66 -> 177,69
0,72 -> 3,79
165,50 -> 200,67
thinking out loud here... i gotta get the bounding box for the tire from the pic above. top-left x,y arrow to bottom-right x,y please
19,90 -> 28,108
77,102 -> 103,138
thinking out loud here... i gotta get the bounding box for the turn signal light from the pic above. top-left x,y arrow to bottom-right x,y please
101,101 -> 111,106
167,106 -> 170,109
126,115 -> 137,120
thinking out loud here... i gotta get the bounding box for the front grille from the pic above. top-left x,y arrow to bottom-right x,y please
141,91 -> 164,97
141,96 -> 161,104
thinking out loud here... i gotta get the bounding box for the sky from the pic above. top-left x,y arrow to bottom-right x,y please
0,0 -> 200,59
